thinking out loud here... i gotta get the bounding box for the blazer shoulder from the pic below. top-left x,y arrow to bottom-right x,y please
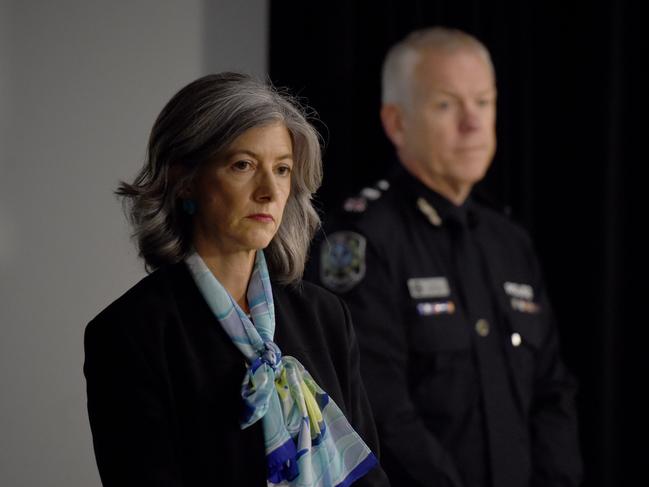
277,279 -> 346,315
86,265 -> 176,339
274,279 -> 351,339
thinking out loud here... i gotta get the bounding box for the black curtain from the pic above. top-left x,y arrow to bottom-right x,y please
269,1 -> 646,486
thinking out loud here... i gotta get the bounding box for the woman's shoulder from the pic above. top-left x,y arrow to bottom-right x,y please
272,279 -> 353,346
274,279 -> 346,315
86,264 -> 182,340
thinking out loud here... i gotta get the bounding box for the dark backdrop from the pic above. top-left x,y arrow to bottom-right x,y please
269,1 -> 646,486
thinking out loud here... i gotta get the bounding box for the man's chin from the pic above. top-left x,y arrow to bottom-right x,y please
456,160 -> 491,184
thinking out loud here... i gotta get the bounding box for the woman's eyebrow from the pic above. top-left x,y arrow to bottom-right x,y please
226,149 -> 293,161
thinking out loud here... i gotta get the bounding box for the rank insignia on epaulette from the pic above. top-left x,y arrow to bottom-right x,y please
320,231 -> 367,292
343,196 -> 367,213
376,179 -> 390,191
360,187 -> 381,200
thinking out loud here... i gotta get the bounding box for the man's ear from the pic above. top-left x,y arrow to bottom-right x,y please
380,103 -> 408,149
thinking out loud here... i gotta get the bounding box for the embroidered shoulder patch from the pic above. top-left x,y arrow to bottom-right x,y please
320,231 -> 367,293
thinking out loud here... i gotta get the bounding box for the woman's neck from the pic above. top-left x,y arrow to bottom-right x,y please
194,242 -> 256,314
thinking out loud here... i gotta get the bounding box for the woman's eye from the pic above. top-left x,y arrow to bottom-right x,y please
232,160 -> 252,171
435,100 -> 451,110
277,165 -> 292,176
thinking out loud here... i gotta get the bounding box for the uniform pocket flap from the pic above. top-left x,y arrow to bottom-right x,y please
507,311 -> 546,349
410,314 -> 471,352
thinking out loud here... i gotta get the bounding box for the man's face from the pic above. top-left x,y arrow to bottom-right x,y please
395,47 -> 497,199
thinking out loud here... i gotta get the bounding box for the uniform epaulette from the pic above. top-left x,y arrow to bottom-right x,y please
342,179 -> 391,214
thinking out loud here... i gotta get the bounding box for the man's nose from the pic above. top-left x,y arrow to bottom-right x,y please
458,104 -> 481,133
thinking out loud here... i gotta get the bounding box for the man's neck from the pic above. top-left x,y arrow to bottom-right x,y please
400,163 -> 471,206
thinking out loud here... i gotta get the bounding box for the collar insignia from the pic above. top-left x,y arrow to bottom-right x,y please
416,197 -> 442,226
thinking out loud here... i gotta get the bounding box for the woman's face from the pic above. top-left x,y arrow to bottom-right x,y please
189,122 -> 294,254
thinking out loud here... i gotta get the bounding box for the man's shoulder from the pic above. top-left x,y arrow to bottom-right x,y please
325,180 -> 407,241
473,200 -> 535,250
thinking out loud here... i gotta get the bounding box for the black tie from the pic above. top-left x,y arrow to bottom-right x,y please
447,209 -> 528,487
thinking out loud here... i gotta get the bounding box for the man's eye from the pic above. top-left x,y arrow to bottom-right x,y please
436,101 -> 450,110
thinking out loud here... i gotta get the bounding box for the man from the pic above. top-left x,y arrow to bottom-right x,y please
309,28 -> 582,487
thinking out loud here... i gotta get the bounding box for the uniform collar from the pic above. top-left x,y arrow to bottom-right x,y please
391,165 -> 479,229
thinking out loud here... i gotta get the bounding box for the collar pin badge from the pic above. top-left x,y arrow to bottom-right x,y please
416,197 -> 442,226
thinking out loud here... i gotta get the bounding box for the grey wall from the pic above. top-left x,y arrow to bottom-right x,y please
0,1 -> 268,485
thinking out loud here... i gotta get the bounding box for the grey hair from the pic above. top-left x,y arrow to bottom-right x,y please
116,72 -> 323,284
382,27 -> 495,108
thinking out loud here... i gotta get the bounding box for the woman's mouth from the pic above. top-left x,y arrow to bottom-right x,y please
247,213 -> 274,223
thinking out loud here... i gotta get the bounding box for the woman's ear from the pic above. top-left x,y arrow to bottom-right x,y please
179,184 -> 192,198
169,164 -> 193,197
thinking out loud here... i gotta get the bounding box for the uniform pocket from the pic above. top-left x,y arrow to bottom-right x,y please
409,312 -> 472,352
506,307 -> 546,351
408,313 -> 478,421
409,313 -> 473,378
505,308 -> 548,412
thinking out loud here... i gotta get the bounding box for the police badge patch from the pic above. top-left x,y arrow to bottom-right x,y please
320,231 -> 367,292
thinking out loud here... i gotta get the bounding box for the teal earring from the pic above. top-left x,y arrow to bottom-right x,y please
182,199 -> 197,215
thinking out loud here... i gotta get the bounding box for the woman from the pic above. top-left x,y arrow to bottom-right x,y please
84,73 -> 389,487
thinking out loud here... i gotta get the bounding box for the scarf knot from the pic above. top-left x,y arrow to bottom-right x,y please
254,340 -> 282,372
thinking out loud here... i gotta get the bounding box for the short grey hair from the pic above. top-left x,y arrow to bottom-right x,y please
116,72 -> 323,284
382,27 -> 494,108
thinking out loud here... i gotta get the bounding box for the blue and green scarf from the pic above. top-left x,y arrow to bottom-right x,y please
185,250 -> 377,486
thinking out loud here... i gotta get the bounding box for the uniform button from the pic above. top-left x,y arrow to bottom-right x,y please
511,332 -> 522,347
475,319 -> 490,337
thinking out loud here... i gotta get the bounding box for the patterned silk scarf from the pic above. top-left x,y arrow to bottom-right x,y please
185,250 -> 377,487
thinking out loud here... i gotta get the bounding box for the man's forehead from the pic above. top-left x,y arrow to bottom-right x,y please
411,48 -> 495,95
425,86 -> 497,98
415,44 -> 488,65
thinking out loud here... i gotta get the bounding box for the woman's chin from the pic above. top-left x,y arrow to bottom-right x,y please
240,232 -> 276,252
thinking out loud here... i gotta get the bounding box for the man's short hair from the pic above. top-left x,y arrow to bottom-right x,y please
381,27 -> 494,108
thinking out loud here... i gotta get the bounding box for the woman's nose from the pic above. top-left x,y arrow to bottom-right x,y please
253,167 -> 279,202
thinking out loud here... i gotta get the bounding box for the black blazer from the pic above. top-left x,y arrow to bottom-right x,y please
84,262 -> 389,487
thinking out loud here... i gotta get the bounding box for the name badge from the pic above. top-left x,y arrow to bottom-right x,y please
408,277 -> 450,299
504,281 -> 534,300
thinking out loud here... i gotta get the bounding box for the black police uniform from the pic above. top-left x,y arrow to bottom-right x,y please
307,166 -> 582,487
